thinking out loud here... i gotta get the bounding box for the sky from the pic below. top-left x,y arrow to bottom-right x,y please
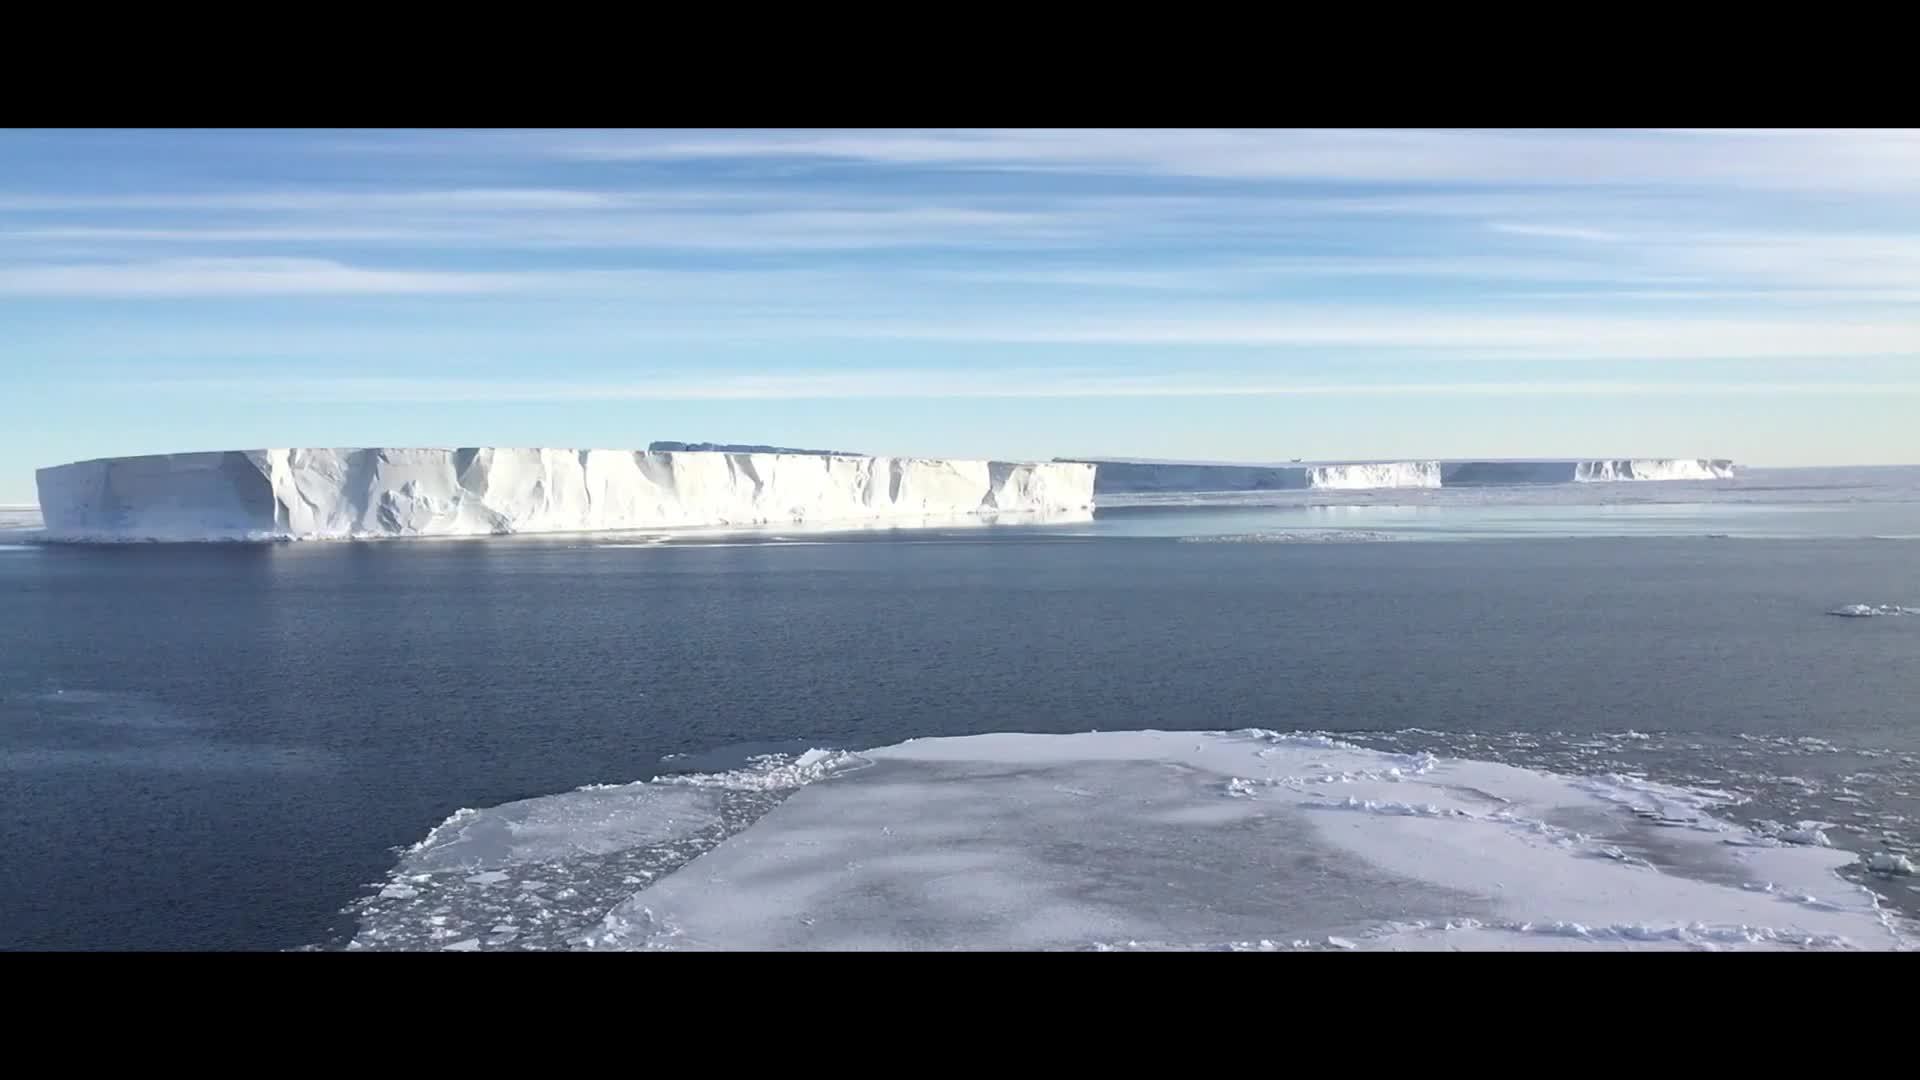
6,127 -> 1920,503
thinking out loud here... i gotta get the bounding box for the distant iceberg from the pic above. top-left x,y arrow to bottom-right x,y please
1064,458 -> 1443,494
1441,459 -> 1737,485
1068,457 -> 1734,494
34,448 -> 1095,543
1828,604 -> 1919,618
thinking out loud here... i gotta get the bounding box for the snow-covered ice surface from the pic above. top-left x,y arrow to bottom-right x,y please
647,441 -> 855,456
33,448 -> 1096,543
349,731 -> 1916,951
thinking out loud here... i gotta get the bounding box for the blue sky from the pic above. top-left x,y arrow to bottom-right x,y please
6,128 -> 1920,502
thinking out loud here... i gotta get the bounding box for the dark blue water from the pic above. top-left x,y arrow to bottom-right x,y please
3,522 -> 1919,950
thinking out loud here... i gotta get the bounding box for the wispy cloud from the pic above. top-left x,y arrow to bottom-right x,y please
16,276 -> 1920,359
1501,288 -> 1920,304
15,228 -> 1914,302
7,128 -> 1920,497
0,258 -> 532,297
1488,222 -> 1624,243
0,205 -> 1081,254
132,371 -> 1920,403
7,188 -> 1917,307
534,129 -> 1920,192
0,188 -> 648,212
807,310 -> 1920,360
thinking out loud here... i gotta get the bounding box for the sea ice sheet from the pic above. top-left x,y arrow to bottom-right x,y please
533,731 -> 1908,951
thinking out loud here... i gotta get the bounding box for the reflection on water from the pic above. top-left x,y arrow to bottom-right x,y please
1095,497 -> 1920,542
1089,465 -> 1920,541
576,506 -> 1096,546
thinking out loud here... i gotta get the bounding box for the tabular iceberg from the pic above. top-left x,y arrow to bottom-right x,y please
1441,459 -> 1737,485
1064,458 -> 1443,494
34,448 -> 1097,543
1070,457 -> 1735,494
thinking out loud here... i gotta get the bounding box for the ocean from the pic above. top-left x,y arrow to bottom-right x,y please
2,467 -> 1918,950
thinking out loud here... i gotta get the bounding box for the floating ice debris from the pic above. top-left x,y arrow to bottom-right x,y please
1743,820 -> 1836,848
1828,604 -> 1920,618
1864,852 -> 1916,876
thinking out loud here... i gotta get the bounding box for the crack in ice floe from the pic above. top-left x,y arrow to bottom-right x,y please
582,905 -> 686,951
1289,788 -> 1658,867
1567,772 -> 1743,835
1741,880 -> 1850,913
1733,820 -> 1836,848
1313,796 -> 1461,819
1289,758 -> 1440,786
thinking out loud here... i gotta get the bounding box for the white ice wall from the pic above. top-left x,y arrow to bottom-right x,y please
1304,461 -> 1443,490
1571,459 -> 1736,482
35,448 -> 1097,542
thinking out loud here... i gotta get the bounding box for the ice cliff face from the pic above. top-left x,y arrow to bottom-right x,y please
1304,461 -> 1443,490
35,448 -> 1096,542
1570,459 -> 1735,482
1066,459 -> 1442,494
